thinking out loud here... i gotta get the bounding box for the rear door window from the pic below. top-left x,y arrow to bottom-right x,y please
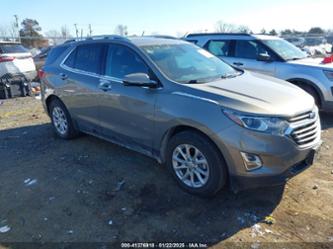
204,40 -> 231,57
0,44 -> 28,54
234,40 -> 271,59
73,44 -> 104,74
105,44 -> 149,79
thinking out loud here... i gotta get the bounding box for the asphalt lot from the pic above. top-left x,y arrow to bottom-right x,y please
0,97 -> 332,249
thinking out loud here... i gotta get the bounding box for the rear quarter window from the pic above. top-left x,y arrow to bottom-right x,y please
0,44 -> 28,54
45,45 -> 70,65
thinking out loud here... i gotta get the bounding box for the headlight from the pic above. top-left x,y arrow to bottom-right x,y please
223,110 -> 289,135
323,70 -> 333,81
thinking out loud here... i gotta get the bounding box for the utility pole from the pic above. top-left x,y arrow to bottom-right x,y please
74,24 -> 79,38
88,24 -> 92,37
14,14 -> 20,43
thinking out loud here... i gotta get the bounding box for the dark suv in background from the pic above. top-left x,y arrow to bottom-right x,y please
40,36 -> 321,196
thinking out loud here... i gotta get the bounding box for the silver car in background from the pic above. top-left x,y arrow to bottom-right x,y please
40,36 -> 321,196
185,33 -> 333,112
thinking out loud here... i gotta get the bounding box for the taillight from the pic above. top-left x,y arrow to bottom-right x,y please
38,69 -> 46,79
0,56 -> 15,63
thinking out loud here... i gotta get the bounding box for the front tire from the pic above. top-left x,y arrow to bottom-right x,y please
166,131 -> 227,197
49,99 -> 80,139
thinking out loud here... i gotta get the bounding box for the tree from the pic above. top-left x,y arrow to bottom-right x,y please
114,25 -> 128,36
0,25 -> 9,38
308,27 -> 324,34
260,28 -> 266,35
19,18 -> 43,47
61,25 -> 71,39
280,29 -> 292,35
45,29 -> 61,38
269,29 -> 277,36
238,25 -> 251,34
215,21 -> 251,33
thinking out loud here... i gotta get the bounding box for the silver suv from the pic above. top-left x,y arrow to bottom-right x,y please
185,33 -> 333,112
40,36 -> 321,196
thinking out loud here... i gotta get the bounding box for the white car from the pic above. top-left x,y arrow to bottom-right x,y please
0,42 -> 36,82
185,33 -> 333,112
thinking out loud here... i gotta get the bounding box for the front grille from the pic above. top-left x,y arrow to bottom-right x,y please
288,110 -> 320,147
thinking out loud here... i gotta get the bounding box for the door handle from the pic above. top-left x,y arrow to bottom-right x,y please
59,73 -> 68,80
233,62 -> 244,66
99,79 -> 112,91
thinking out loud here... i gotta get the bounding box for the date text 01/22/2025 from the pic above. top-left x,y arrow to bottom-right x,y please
120,242 -> 208,248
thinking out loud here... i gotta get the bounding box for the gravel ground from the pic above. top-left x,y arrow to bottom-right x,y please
0,97 -> 332,249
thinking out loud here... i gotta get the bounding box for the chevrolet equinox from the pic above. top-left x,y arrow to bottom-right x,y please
40,36 -> 321,196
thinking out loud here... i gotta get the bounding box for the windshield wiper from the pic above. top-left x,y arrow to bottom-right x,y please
221,72 -> 241,79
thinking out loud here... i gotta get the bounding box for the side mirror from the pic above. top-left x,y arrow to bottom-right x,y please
123,73 -> 158,88
257,53 -> 272,62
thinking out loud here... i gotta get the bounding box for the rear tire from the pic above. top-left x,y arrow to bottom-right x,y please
49,99 -> 80,139
166,131 -> 227,197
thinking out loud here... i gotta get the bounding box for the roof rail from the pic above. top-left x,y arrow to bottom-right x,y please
142,35 -> 178,39
64,35 -> 130,44
186,32 -> 252,37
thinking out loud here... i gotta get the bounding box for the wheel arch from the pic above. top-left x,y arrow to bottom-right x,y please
159,125 -> 229,170
286,78 -> 323,107
45,94 -> 64,115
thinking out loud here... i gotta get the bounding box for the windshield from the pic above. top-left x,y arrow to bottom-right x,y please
262,39 -> 307,61
140,43 -> 239,83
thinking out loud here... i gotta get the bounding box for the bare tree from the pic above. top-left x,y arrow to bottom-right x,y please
45,29 -> 61,38
0,25 -> 9,38
215,21 -> 251,33
238,25 -> 251,34
114,25 -> 128,36
8,22 -> 18,38
61,25 -> 71,39
215,21 -> 237,33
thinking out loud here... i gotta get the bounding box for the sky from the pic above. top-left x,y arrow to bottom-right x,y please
1,0 -> 332,37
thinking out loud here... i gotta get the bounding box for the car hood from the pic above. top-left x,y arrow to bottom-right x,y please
185,71 -> 315,117
287,57 -> 333,69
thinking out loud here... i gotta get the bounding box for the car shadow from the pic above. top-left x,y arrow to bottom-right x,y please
0,124 -> 284,246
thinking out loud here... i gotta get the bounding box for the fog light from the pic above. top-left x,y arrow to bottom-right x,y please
240,152 -> 263,171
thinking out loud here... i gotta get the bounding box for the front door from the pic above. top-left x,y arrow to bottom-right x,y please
226,40 -> 277,76
98,44 -> 157,154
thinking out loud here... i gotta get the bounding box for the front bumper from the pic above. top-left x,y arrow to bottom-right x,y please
229,146 -> 320,192
212,119 -> 322,192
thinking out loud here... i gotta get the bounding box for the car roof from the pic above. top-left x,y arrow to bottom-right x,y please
186,33 -> 282,41
63,35 -> 186,47
129,36 -> 185,46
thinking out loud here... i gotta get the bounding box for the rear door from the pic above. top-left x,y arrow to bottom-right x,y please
98,43 -> 157,154
227,40 -> 277,76
59,43 -> 105,134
